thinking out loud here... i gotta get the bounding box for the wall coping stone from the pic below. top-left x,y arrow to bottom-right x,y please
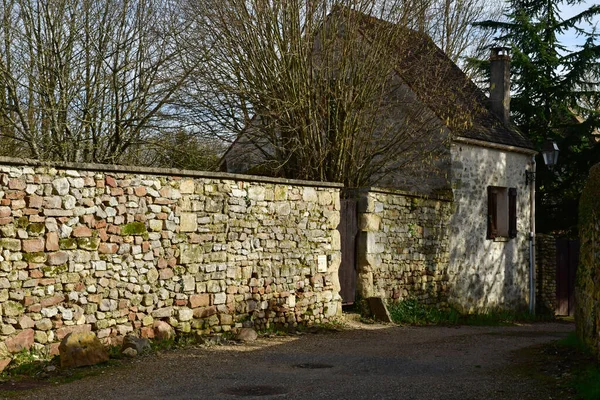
345,186 -> 453,202
0,156 -> 344,189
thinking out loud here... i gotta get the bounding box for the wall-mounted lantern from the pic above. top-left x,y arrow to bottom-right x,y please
526,140 -> 559,185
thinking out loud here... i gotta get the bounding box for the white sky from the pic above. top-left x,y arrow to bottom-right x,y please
559,1 -> 599,50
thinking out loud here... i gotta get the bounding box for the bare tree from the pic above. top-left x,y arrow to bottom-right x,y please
0,0 -> 194,163
181,0 -> 481,187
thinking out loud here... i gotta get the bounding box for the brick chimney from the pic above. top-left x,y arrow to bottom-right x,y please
489,47 -> 511,124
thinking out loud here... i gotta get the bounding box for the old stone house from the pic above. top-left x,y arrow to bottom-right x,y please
221,13 -> 537,313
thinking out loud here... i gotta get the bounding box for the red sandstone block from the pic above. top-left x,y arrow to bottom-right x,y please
8,179 -> 26,190
72,225 -> 92,237
6,329 -> 34,353
134,186 -> 147,197
189,294 -> 210,308
39,279 -> 55,286
27,195 -> 43,208
97,228 -> 108,241
107,225 -> 121,234
140,327 -> 155,339
98,243 -> 118,254
40,294 -> 65,307
105,176 -> 117,188
46,232 -> 59,251
22,208 -> 40,215
175,299 -> 188,306
0,206 -> 10,217
11,199 -> 26,209
0,217 -> 13,225
6,191 -> 25,200
29,215 -> 45,223
30,270 -> 43,278
43,196 -> 61,208
81,214 -> 96,227
0,199 -> 10,206
142,242 -> 150,252
96,219 -> 107,229
22,238 -> 45,253
27,304 -> 42,313
159,268 -> 174,280
109,235 -> 123,243
154,198 -> 172,205
48,343 -> 60,356
55,324 -> 91,340
110,187 -> 124,196
23,296 -> 37,306
156,213 -> 168,220
157,258 -> 168,269
84,176 -> 95,186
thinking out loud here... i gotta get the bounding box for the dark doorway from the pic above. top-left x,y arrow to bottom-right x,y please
555,238 -> 579,316
338,198 -> 358,305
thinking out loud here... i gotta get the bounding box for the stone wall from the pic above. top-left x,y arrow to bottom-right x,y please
448,142 -> 533,312
536,234 -> 557,314
577,163 -> 600,360
0,158 -> 342,356
350,187 -> 452,306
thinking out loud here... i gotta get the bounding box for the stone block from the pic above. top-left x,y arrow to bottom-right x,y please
179,244 -> 203,264
359,213 -> 381,232
180,180 -> 195,194
46,232 -> 59,251
52,177 -> 70,196
153,321 -> 174,340
302,187 -> 318,203
23,237 -> 45,253
47,251 -> 69,265
5,329 -> 34,353
189,294 -> 210,308
0,238 -> 21,251
179,213 -> 197,232
247,186 -> 265,201
59,332 -> 108,368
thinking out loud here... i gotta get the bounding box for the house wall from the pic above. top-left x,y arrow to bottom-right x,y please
448,142 -> 533,312
351,188 -> 452,306
0,158 -> 342,355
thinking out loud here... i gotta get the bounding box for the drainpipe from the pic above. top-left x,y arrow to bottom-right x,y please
529,156 -> 536,314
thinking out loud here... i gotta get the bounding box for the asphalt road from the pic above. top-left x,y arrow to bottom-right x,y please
13,321 -> 574,400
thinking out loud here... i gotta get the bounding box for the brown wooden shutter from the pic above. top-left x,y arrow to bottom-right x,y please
487,186 -> 498,239
509,187 -> 517,238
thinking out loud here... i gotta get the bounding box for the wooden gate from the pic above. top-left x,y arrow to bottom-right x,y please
338,198 -> 358,305
556,238 -> 579,316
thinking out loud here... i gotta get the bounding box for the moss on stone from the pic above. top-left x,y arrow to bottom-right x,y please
78,237 -> 100,251
122,222 -> 147,235
59,238 -> 78,250
577,163 -> 600,359
23,252 -> 47,263
27,223 -> 45,235
42,264 -> 68,277
15,216 -> 29,229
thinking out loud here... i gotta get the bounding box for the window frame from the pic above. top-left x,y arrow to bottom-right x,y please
487,186 -> 517,240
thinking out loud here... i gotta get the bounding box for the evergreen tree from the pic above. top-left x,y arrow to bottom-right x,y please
475,0 -> 600,235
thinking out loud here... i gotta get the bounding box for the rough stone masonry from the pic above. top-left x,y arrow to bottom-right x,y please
0,159 -> 342,356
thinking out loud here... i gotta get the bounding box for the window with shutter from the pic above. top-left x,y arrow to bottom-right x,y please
508,188 -> 517,238
487,186 -> 498,239
487,186 -> 516,240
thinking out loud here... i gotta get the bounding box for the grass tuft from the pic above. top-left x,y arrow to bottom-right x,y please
387,298 -> 554,326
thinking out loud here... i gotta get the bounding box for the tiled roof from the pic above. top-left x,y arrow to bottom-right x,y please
350,10 -> 534,150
